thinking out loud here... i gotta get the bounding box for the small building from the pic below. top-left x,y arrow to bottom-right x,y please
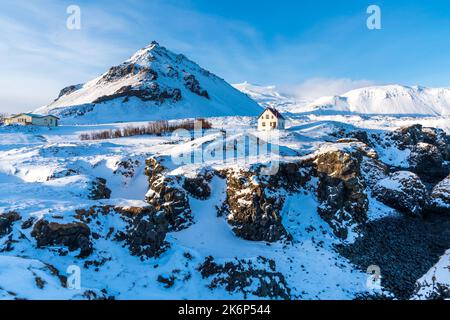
4,113 -> 59,127
257,107 -> 285,131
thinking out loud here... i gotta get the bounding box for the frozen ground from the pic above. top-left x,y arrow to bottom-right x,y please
0,114 -> 449,300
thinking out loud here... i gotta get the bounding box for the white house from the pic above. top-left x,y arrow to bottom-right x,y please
4,113 -> 59,127
257,107 -> 285,131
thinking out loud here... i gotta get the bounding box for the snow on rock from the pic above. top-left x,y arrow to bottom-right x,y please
427,175 -> 450,214
314,142 -> 373,240
412,249 -> 450,300
35,42 -> 262,124
373,171 -> 428,217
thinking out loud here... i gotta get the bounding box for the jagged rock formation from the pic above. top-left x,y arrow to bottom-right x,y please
115,206 -> 169,259
373,171 -> 428,217
145,157 -> 193,231
314,142 -> 372,239
88,177 -> 111,200
387,124 -> 450,181
198,256 -> 291,299
427,175 -> 450,214
182,169 -> 215,200
0,212 -> 21,237
75,205 -> 169,259
31,220 -> 92,258
219,162 -> 312,242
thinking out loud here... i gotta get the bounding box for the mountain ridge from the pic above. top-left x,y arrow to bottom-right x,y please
234,83 -> 450,116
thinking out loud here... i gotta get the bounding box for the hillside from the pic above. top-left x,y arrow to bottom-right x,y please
300,85 -> 450,116
35,42 -> 262,124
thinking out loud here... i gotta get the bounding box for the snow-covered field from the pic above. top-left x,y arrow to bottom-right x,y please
1,114 -> 448,300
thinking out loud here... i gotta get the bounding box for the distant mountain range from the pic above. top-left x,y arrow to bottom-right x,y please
235,83 -> 450,116
35,42 -> 262,124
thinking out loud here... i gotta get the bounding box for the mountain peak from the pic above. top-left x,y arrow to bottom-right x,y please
35,42 -> 262,124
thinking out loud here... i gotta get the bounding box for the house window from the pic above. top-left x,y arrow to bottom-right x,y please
266,115 -> 269,119
262,122 -> 266,127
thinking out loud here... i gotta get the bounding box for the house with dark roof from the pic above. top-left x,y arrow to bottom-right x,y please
4,113 -> 59,127
257,107 -> 285,131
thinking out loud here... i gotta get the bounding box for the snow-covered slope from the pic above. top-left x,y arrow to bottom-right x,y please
35,42 -> 262,124
299,85 -> 450,116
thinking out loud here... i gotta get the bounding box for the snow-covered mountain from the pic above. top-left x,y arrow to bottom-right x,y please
35,42 -> 262,124
299,85 -> 450,116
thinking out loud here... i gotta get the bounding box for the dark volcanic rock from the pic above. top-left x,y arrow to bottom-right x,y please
388,124 -> 450,181
145,158 -> 193,231
314,143 -> 370,239
373,171 -> 428,217
408,143 -> 447,180
31,220 -> 92,258
184,74 -> 209,99
0,212 -> 21,237
88,177 -> 112,200
337,212 -> 450,299
198,256 -> 291,300
57,84 -> 82,99
93,83 -> 182,105
115,206 -> 169,258
182,170 -> 215,200
219,162 -> 312,243
427,175 -> 450,214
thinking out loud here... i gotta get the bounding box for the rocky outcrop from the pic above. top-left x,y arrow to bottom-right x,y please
198,256 -> 291,300
31,220 -> 92,258
427,175 -> 450,214
408,143 -> 446,180
57,84 -> 82,99
388,125 -> 450,181
0,212 -> 21,237
182,169 -> 215,200
88,177 -> 111,200
93,84 -> 182,105
115,206 -> 169,259
184,74 -> 209,99
314,143 -> 370,239
219,161 -> 312,243
75,205 -> 169,259
145,158 -> 193,231
373,171 -> 428,217
114,159 -> 141,178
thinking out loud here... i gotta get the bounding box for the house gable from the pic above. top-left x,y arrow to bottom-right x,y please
258,108 -> 285,120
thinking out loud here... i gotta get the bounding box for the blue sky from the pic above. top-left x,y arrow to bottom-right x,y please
2,0 -> 450,112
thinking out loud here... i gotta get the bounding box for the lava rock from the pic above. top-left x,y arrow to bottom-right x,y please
145,158 -> 193,231
408,143 -> 447,180
88,177 -> 111,200
31,220 -> 92,258
427,175 -> 450,214
0,212 -> 21,237
115,206 -> 169,258
314,143 -> 369,238
198,256 -> 291,300
373,171 -> 428,216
